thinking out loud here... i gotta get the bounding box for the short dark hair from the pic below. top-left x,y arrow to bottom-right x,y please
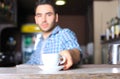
35,0 -> 57,14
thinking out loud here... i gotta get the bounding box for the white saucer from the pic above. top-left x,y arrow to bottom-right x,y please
40,65 -> 64,72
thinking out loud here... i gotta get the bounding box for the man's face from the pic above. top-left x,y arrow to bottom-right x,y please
35,4 -> 58,32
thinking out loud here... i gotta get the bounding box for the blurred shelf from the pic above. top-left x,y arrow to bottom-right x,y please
101,37 -> 120,44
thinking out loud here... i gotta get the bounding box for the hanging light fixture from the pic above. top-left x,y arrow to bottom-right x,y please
55,0 -> 66,6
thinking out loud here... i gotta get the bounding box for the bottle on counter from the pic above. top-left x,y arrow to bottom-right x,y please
106,28 -> 110,40
108,18 -> 115,40
118,17 -> 120,37
114,17 -> 119,38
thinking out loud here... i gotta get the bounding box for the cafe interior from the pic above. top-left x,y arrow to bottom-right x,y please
0,0 -> 119,67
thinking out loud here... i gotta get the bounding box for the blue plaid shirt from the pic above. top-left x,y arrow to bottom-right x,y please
26,25 -> 81,65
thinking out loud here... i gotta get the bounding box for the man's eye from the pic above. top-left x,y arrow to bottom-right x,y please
47,13 -> 52,16
36,14 -> 41,17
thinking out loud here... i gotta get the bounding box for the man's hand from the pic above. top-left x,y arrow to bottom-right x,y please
60,50 -> 73,70
60,49 -> 80,70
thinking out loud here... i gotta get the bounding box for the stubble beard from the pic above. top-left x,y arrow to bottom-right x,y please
41,23 -> 56,33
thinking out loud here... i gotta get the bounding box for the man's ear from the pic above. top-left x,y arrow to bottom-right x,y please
34,16 -> 38,24
55,13 -> 58,22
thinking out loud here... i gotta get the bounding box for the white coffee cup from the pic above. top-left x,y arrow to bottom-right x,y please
41,53 -> 66,67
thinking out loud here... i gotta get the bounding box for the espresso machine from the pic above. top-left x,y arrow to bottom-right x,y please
0,27 -> 21,67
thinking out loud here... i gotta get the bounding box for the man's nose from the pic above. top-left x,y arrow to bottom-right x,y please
42,15 -> 46,22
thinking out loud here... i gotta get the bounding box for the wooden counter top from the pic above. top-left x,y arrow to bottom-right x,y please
0,64 -> 120,79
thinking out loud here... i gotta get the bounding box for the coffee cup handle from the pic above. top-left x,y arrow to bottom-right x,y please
59,55 -> 66,65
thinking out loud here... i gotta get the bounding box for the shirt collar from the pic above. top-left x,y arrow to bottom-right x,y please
40,25 -> 62,40
51,25 -> 62,35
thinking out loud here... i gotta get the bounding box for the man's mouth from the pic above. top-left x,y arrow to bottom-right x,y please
42,23 -> 48,28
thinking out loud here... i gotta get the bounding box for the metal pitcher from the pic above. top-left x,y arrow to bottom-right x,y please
108,44 -> 120,64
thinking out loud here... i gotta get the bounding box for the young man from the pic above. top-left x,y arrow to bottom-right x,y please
26,0 -> 82,70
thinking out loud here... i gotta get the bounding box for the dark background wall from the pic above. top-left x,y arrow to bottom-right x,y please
58,15 -> 86,45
